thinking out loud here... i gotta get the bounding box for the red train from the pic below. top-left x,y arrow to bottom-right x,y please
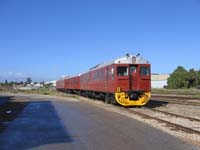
56,54 -> 151,106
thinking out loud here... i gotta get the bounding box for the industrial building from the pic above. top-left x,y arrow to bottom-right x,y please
151,74 -> 170,88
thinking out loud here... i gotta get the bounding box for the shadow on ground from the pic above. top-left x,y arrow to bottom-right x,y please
0,96 -> 22,132
0,96 -> 73,150
144,99 -> 169,108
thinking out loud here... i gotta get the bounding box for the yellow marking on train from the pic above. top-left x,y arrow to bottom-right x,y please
115,91 -> 151,106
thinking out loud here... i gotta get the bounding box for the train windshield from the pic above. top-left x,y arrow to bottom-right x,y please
130,65 -> 137,74
117,66 -> 128,76
140,66 -> 150,76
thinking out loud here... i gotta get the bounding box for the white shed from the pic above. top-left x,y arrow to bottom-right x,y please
151,74 -> 170,88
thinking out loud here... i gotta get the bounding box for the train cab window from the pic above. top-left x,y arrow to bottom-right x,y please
117,66 -> 128,76
140,66 -> 150,76
130,66 -> 137,75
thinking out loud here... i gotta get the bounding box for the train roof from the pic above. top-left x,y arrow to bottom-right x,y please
57,74 -> 81,81
89,54 -> 150,71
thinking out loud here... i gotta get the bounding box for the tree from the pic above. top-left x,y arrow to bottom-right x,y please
196,70 -> 200,88
44,83 -> 54,88
187,68 -> 198,88
19,81 -> 24,85
40,81 -> 45,85
5,80 -> 8,85
167,66 -> 188,89
25,77 -> 32,85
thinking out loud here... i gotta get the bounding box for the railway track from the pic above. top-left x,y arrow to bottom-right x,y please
150,108 -> 200,122
152,94 -> 200,100
151,95 -> 200,106
151,99 -> 200,106
127,108 -> 200,135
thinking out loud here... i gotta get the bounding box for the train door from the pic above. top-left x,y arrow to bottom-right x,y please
129,65 -> 138,90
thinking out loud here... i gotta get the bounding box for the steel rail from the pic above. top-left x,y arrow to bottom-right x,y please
150,108 -> 200,122
152,95 -> 200,100
126,109 -> 200,135
150,98 -> 200,106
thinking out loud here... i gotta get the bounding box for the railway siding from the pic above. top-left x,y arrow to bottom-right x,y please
130,108 -> 200,133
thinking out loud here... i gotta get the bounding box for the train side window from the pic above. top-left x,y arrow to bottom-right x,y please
105,68 -> 109,79
140,66 -> 150,76
111,67 -> 114,80
95,71 -> 97,80
117,66 -> 128,76
101,69 -> 103,80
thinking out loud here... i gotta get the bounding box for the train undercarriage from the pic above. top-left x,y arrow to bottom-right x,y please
58,89 -> 151,106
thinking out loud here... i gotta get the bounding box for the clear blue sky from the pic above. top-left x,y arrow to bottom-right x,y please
0,0 -> 200,82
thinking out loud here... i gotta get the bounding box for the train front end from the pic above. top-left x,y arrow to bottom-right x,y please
114,54 -> 151,106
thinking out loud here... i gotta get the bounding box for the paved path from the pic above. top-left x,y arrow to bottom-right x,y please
0,94 -> 199,150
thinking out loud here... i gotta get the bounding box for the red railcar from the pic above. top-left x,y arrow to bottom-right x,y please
65,76 -> 80,93
56,54 -> 151,106
56,76 -> 80,93
56,78 -> 66,92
